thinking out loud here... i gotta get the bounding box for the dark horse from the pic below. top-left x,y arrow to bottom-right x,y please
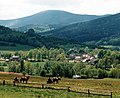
47,77 -> 53,84
13,77 -> 19,86
20,76 -> 30,83
47,77 -> 61,84
53,77 -> 59,83
53,77 -> 61,83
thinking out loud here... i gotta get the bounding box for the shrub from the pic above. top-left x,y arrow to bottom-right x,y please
0,66 -> 4,72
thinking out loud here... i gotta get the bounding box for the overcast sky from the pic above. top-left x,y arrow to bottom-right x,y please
0,0 -> 120,20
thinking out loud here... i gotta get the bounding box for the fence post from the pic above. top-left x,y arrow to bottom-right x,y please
88,89 -> 90,96
13,81 -> 15,86
42,84 -> 44,89
111,92 -> 112,98
3,80 -> 5,85
68,87 -> 70,92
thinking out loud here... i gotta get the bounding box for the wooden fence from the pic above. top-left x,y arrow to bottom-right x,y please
0,80 -> 113,98
41,84 -> 112,98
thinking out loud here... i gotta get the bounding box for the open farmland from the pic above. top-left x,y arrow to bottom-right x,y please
0,73 -> 120,98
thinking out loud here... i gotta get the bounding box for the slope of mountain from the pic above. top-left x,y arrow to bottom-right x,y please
46,13 -> 120,45
14,24 -> 54,33
0,25 -> 78,48
0,10 -> 102,28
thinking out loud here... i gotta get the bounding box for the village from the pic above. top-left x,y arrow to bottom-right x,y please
0,48 -> 98,64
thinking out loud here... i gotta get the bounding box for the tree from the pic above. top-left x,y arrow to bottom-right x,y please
35,63 -> 42,76
52,64 -> 64,77
97,56 -> 111,70
28,50 -> 33,60
8,62 -> 19,72
104,56 -> 111,69
109,68 -> 120,78
97,69 -> 108,79
73,62 -> 85,75
56,53 -> 66,61
0,66 -> 4,72
25,62 -> 31,75
98,50 -> 105,58
20,60 -> 25,72
26,29 -> 35,36
37,52 -> 42,61
64,65 -> 74,78
84,47 -> 89,53
29,65 -> 34,75
40,69 -> 46,76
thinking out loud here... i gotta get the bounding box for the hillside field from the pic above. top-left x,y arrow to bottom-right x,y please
0,73 -> 120,98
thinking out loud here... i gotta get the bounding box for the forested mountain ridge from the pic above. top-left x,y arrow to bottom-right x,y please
46,13 -> 120,45
0,25 -> 77,48
0,10 -> 102,28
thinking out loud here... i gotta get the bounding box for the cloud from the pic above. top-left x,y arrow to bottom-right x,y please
0,0 -> 120,20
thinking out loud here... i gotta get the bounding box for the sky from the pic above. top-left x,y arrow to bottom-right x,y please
0,0 -> 120,20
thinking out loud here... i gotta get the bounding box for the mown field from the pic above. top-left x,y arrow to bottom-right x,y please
0,73 -> 120,98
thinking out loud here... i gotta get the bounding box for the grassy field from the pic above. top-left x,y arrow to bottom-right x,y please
0,44 -> 34,51
101,45 -> 120,50
1,85 -> 107,98
0,73 -> 120,98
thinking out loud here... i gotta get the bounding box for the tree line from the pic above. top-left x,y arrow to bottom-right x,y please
0,25 -> 76,48
0,47 -> 120,78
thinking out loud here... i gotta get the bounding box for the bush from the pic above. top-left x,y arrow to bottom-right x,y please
40,70 -> 46,76
97,69 -> 108,79
0,66 -> 4,72
109,68 -> 120,78
22,71 -> 26,76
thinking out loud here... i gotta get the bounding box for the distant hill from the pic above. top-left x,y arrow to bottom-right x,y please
0,10 -> 102,29
46,13 -> 120,45
0,25 -> 78,48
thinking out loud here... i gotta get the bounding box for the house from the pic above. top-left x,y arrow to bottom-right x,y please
10,56 -> 20,61
69,54 -> 76,60
0,58 -> 5,61
73,75 -> 81,79
75,55 -> 81,61
5,59 -> 9,62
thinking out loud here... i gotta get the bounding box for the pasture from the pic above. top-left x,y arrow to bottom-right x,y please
0,73 -> 120,98
1,85 -> 104,98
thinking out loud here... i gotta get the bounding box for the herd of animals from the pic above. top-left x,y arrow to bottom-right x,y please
13,76 -> 30,86
12,76 -> 61,86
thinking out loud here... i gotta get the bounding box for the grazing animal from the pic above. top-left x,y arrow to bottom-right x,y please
57,77 -> 61,80
47,77 -> 53,84
53,77 -> 59,83
20,76 -> 30,83
13,77 -> 19,86
47,77 -> 61,84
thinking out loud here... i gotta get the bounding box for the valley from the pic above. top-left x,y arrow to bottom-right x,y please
0,9 -> 120,98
